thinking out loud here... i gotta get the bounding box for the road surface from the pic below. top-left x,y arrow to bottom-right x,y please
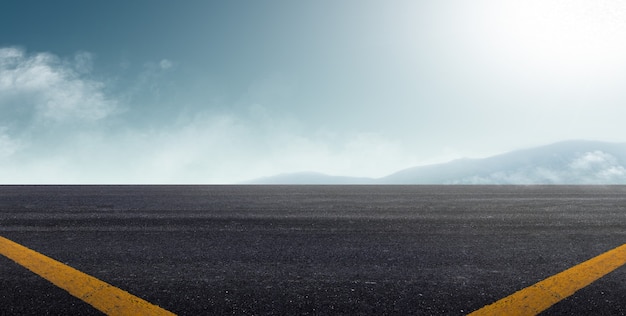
1,185 -> 626,315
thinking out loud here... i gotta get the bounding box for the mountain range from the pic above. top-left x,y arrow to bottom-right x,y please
246,140 -> 626,184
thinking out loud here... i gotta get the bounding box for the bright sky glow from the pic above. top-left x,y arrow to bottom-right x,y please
1,1 -> 625,183
483,1 -> 626,85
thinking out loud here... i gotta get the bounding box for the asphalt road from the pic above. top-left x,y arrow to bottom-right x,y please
1,185 -> 626,315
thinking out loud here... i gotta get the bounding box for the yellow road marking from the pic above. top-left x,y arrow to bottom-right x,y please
0,236 -> 176,316
469,243 -> 626,316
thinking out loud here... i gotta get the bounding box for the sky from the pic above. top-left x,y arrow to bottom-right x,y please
1,0 -> 626,184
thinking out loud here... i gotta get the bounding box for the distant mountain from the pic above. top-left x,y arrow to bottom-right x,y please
245,140 -> 626,184
381,140 -> 626,184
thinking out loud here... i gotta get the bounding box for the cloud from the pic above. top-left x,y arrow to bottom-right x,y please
569,151 -> 618,170
159,59 -> 173,70
0,48 -> 427,183
73,51 -> 94,74
568,151 -> 626,181
121,107 -> 421,183
0,128 -> 20,159
0,47 -> 117,123
454,150 -> 626,184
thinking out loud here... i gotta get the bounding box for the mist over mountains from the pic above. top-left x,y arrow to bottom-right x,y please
247,140 -> 626,184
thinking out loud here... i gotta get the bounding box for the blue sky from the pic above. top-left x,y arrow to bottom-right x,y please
2,0 -> 626,183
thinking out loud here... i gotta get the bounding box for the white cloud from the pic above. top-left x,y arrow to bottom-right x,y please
0,129 -> 20,159
454,150 -> 626,184
159,59 -> 173,70
569,151 -> 616,170
121,108 -> 421,183
568,151 -> 626,181
0,48 -> 435,183
0,47 -> 117,123
73,51 -> 94,74
599,166 -> 626,178
0,101 -> 423,183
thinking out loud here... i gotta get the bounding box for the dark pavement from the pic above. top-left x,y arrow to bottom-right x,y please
1,185 -> 626,315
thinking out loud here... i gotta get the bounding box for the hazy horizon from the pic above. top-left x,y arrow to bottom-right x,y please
2,1 -> 626,184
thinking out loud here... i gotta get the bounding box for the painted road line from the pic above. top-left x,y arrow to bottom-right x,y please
468,243 -> 626,316
0,236 -> 175,316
